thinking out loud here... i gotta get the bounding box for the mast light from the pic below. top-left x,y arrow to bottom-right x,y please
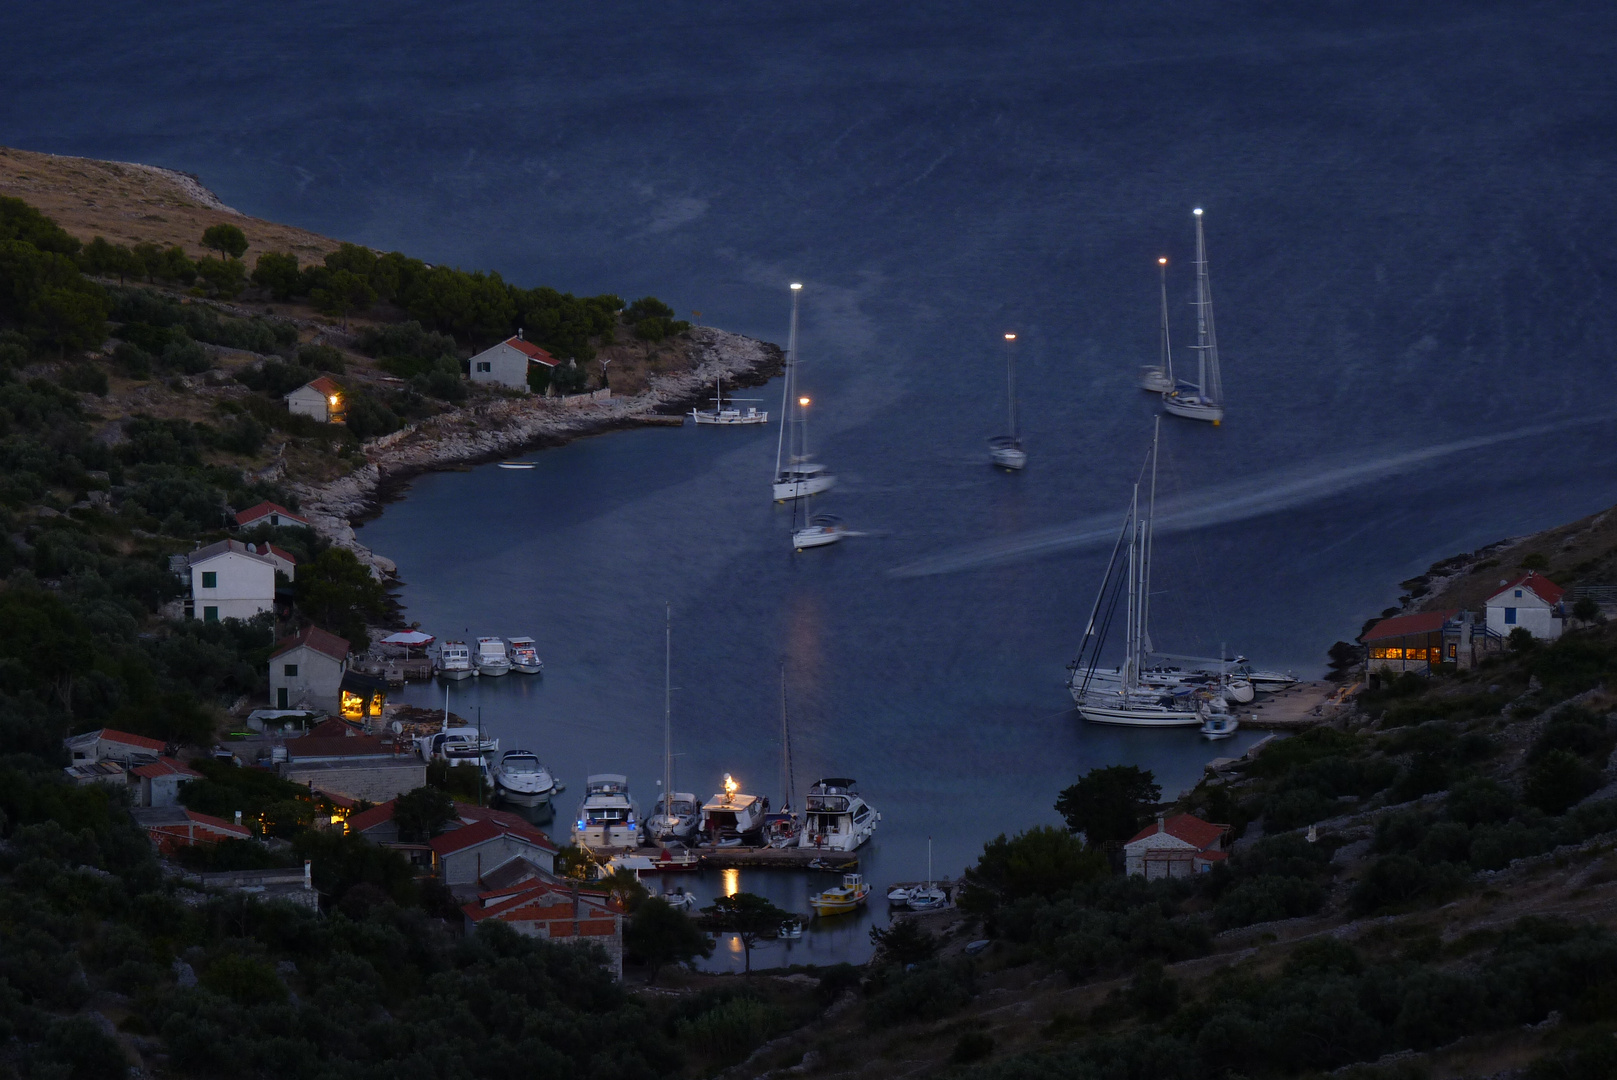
723,773 -> 739,799
1004,333 -> 1016,342
789,283 -> 802,290
1193,208 -> 1203,216
798,396 -> 810,407
1158,257 -> 1168,265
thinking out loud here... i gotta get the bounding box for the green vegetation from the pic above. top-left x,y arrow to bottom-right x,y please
699,891 -> 793,973
626,896 -> 714,983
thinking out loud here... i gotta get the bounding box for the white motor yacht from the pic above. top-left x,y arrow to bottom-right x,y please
475,638 -> 511,677
1161,208 -> 1226,425
571,774 -> 640,850
1231,663 -> 1298,692
799,777 -> 878,852
491,750 -> 558,809
506,637 -> 543,675
436,640 -> 475,681
701,774 -> 770,846
648,791 -> 700,843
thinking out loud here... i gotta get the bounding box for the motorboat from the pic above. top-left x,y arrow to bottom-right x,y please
506,637 -> 543,675
490,750 -> 558,809
1200,711 -> 1240,741
691,374 -> 768,425
764,813 -> 801,849
702,774 -> 769,846
648,792 -> 700,843
771,283 -> 836,502
497,461 -> 536,469
1161,208 -> 1226,425
989,332 -> 1026,470
415,726 -> 499,764
885,885 -> 912,907
661,886 -> 698,911
810,873 -> 871,917
799,777 -> 878,852
651,842 -> 699,872
475,637 -> 511,677
1231,663 -> 1299,692
1138,256 -> 1177,393
792,514 -> 845,552
435,640 -> 475,681
779,918 -> 804,939
571,774 -> 640,850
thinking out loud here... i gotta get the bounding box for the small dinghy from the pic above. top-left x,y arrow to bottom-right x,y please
778,918 -> 804,940
1199,699 -> 1240,740
497,461 -> 536,469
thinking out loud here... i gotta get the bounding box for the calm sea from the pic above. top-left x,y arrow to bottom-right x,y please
8,0 -> 1617,967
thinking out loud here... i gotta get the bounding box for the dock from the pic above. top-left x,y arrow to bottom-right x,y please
622,845 -> 858,870
1236,680 -> 1346,730
637,414 -> 687,426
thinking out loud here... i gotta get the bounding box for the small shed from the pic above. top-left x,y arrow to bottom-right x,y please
1123,814 -> 1230,879
64,728 -> 165,767
468,334 -> 558,392
133,806 -> 251,853
286,376 -> 345,423
1485,572 -> 1565,641
269,626 -> 350,712
130,756 -> 202,808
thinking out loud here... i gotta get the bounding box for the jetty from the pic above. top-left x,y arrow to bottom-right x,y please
1235,680 -> 1346,730
618,844 -> 858,870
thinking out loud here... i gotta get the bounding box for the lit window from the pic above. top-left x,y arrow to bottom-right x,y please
1505,608 -> 1517,625
1448,644 -> 1457,658
201,571 -> 217,588
341,690 -> 365,720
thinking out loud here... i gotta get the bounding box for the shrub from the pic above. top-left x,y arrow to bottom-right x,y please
1351,855 -> 1466,914
58,361 -> 109,395
1525,750 -> 1603,815
865,961 -> 976,1028
675,994 -> 785,1064
952,1031 -> 996,1064
1214,874 -> 1325,929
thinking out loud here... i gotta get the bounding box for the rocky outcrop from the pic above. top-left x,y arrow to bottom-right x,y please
291,327 -> 780,577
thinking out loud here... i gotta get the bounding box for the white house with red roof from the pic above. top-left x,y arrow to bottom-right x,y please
1123,813 -> 1230,879
286,375 -> 345,423
269,625 -> 350,712
185,539 -> 278,622
64,727 -> 165,767
235,501 -> 310,530
429,817 -> 558,890
132,806 -> 251,854
467,333 -> 558,392
1486,572 -> 1565,641
462,881 -> 626,978
130,756 -> 203,808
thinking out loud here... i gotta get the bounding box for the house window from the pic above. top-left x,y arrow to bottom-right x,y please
1505,607 -> 1517,625
476,362 -> 492,372
203,606 -> 219,622
1514,589 -> 1523,598
1448,643 -> 1457,659
283,664 -> 298,677
201,571 -> 217,588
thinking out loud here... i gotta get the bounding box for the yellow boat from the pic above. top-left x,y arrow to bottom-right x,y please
809,873 -> 870,917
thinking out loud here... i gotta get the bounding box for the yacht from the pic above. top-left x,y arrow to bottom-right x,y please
435,640 -> 475,681
809,873 -> 871,917
701,774 -> 770,846
648,792 -> 699,843
1200,701 -> 1240,740
490,750 -> 559,810
571,774 -> 640,850
414,726 -> 499,765
506,637 -> 543,674
1231,663 -> 1298,692
1138,256 -> 1177,393
1161,208 -> 1226,425
771,283 -> 836,501
792,512 -> 845,552
799,777 -> 878,852
691,374 -> 768,425
475,638 -> 510,677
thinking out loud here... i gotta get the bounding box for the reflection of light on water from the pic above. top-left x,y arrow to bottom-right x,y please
723,868 -> 740,897
727,934 -> 742,954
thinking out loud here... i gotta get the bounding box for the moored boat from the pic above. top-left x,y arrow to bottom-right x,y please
702,774 -> 770,846
506,637 -> 543,674
1161,208 -> 1226,425
571,774 -> 640,850
475,637 -> 511,677
771,283 -> 836,502
691,374 -> 768,425
810,872 -> 871,917
799,777 -> 879,852
989,332 -> 1026,470
490,749 -> 558,810
1138,257 -> 1177,392
435,640 -> 475,681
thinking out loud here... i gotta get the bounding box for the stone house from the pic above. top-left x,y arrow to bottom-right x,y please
286,376 -> 345,423
1123,813 -> 1230,879
132,806 -> 251,853
269,626 -> 350,712
1361,609 -> 1457,676
1486,572 -> 1565,641
428,818 -> 558,890
186,540 -> 278,622
461,881 -> 626,979
467,334 -> 557,392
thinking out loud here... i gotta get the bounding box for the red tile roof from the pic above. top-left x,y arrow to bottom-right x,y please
265,544 -> 298,565
95,729 -> 166,752
177,809 -> 251,838
428,817 -> 557,857
453,804 -> 557,848
284,735 -> 387,759
1360,609 -> 1458,643
347,800 -> 396,834
504,336 -> 558,366
305,376 -> 343,396
271,625 -> 350,662
308,717 -> 359,738
462,880 -> 621,926
235,501 -> 310,527
1126,813 -> 1229,851
130,756 -> 202,780
1488,572 -> 1565,606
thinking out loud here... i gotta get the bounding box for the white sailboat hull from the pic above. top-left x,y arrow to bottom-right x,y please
1075,698 -> 1203,727
1224,679 -> 1254,704
692,410 -> 768,425
990,445 -> 1027,470
774,474 -> 835,501
792,526 -> 844,550
1162,392 -> 1224,423
1137,366 -> 1175,393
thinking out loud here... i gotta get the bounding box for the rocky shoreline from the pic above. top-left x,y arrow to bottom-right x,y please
290,326 -> 782,577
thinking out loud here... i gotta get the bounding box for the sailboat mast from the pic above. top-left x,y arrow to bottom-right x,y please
1158,257 -> 1173,384
1193,209 -> 1208,397
1141,418 -> 1160,658
1197,210 -> 1222,406
1124,483 -> 1139,690
779,662 -> 795,814
1004,332 -> 1018,443
663,602 -> 672,819
774,284 -> 801,481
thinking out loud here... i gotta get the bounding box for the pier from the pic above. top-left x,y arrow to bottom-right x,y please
620,845 -> 858,870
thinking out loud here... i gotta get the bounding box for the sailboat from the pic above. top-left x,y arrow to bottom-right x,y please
772,283 -> 835,501
691,373 -> 767,425
1162,208 -> 1226,425
765,663 -> 802,848
648,604 -> 699,843
1067,420 -> 1204,727
906,838 -> 947,910
989,332 -> 1026,470
791,490 -> 845,551
1137,257 -> 1176,393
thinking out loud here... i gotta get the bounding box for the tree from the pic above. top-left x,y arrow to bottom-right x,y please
196,256 -> 247,300
1508,626 -> 1537,653
870,918 -> 938,966
201,223 -> 249,259
700,891 -> 792,973
600,867 -> 649,912
958,826 -> 1109,912
553,845 -> 594,881
1055,764 -> 1161,853
393,785 -> 454,842
295,547 -> 390,650
310,268 -> 376,325
1572,596 -> 1601,626
626,896 -> 712,983
252,251 -> 302,300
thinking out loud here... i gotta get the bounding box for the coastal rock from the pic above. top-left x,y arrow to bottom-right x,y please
292,327 -> 779,578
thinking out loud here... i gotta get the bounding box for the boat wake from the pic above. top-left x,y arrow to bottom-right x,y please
890,413 -> 1617,579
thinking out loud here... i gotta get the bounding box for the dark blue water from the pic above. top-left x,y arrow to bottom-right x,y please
9,1 -> 1617,967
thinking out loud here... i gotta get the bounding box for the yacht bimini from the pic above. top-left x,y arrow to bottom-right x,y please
571,774 -> 640,850
799,777 -> 878,852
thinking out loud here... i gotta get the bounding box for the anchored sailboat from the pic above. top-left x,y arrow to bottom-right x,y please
772,283 -> 835,501
989,332 -> 1026,470
1137,257 -> 1176,393
1162,208 -> 1225,425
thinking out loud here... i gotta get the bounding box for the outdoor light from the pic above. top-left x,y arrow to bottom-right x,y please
798,396 -> 810,407
724,773 -> 739,798
789,282 -> 802,290
1005,333 -> 1016,342
1193,207 -> 1203,216
329,395 -> 339,406
1159,257 -> 1168,265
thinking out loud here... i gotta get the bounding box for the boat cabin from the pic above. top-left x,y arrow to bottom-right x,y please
701,791 -> 768,842
573,774 -> 638,848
